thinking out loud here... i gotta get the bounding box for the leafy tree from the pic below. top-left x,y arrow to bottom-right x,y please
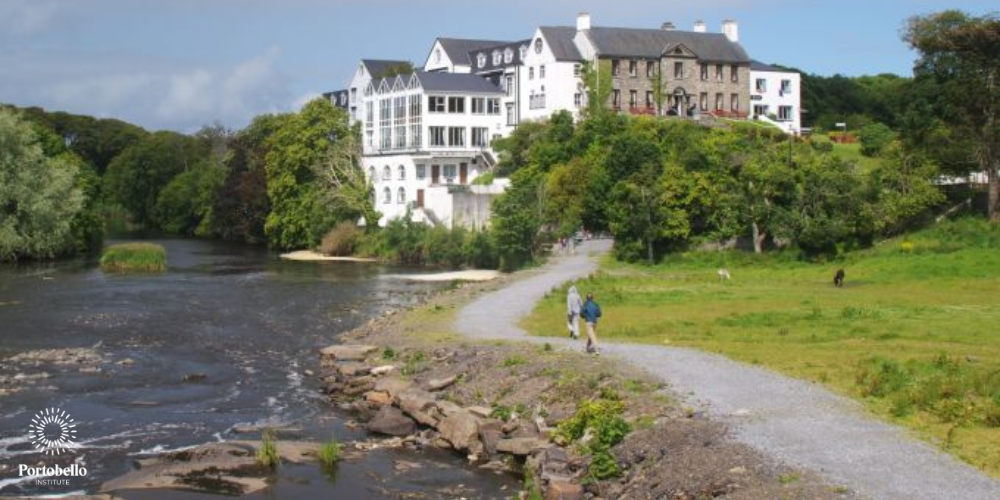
491,167 -> 545,271
904,10 -> 1000,221
733,142 -> 797,253
153,158 -> 226,235
0,109 -> 85,261
311,129 -> 380,228
866,145 -> 944,235
858,122 -> 896,157
264,98 -> 352,249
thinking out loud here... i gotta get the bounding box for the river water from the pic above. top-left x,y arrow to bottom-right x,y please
0,237 -> 516,498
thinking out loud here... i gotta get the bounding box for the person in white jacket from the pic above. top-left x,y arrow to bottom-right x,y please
566,285 -> 582,339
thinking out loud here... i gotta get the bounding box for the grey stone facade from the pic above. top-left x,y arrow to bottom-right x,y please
604,55 -> 750,117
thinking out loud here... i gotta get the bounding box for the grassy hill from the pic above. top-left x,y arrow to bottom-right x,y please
524,218 -> 1000,476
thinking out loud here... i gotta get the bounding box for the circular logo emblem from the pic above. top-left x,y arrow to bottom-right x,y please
29,408 -> 78,455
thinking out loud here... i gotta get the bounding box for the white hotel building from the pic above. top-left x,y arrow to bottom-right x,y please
329,14 -> 802,228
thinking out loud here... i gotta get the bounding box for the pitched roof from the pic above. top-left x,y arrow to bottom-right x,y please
750,60 -> 788,72
467,39 -> 531,73
437,38 -> 511,67
362,59 -> 412,79
416,71 -> 503,94
583,26 -> 749,62
539,27 -> 584,61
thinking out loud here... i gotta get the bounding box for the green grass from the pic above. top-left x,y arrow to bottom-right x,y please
830,142 -> 883,172
318,438 -> 341,467
257,429 -> 279,469
523,218 -> 1000,477
100,242 -> 166,273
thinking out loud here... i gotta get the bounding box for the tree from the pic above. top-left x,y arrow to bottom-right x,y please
153,158 -> 226,235
866,145 -> 944,235
311,130 -> 380,228
0,109 -> 84,261
264,99 -> 352,250
491,167 -> 545,271
376,62 -> 416,79
905,11 -> 1000,221
733,143 -> 796,253
858,122 -> 896,157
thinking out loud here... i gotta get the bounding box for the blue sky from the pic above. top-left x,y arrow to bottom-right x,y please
1,0 -> 995,132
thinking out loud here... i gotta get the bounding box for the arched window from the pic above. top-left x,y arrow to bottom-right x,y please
368,166 -> 376,182
382,187 -> 391,204
397,187 -> 406,204
398,165 -> 406,180
382,165 -> 391,180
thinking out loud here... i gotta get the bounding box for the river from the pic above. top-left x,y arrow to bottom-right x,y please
0,237 -> 516,498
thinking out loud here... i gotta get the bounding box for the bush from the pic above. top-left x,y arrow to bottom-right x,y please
810,135 -> 834,152
556,398 -> 631,479
858,122 -> 896,157
319,221 -> 361,256
100,243 -> 166,273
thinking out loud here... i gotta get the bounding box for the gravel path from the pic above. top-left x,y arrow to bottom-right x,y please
455,240 -> 1000,500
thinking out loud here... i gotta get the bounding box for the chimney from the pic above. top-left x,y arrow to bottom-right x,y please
661,21 -> 676,31
722,20 -> 739,42
693,20 -> 707,33
577,12 -> 591,31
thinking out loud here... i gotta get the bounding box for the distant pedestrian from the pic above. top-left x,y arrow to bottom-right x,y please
566,285 -> 582,339
581,292 -> 602,354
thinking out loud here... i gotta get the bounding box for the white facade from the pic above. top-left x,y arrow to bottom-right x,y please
750,65 -> 802,134
519,28 -> 584,123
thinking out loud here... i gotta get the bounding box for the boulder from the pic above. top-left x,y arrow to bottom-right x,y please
367,406 -> 417,437
545,479 -> 584,500
425,375 -> 457,391
374,377 -> 412,397
433,400 -> 464,419
364,391 -> 392,406
370,365 -> 396,376
467,406 -> 493,419
477,419 -> 504,457
320,345 -> 377,361
396,388 -> 439,427
437,409 -> 480,452
496,437 -> 549,456
335,362 -> 371,377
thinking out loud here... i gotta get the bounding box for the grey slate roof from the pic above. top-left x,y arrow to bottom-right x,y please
583,26 -> 749,62
539,27 -> 584,61
468,39 -> 531,73
750,60 -> 786,72
416,71 -> 503,94
437,38 -> 512,67
362,59 -> 412,79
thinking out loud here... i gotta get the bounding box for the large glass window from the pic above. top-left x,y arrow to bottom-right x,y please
612,89 -> 621,108
471,97 -> 485,114
716,64 -> 724,81
506,103 -> 515,126
408,94 -> 422,148
540,65 -> 546,78
443,164 -> 457,181
429,126 -> 446,147
472,127 -> 489,147
700,92 -> 708,111
504,75 -> 514,96
715,93 -> 723,110
448,127 -> 465,147
394,96 -> 406,149
379,98 -> 391,150
447,96 -> 465,113
382,165 -> 391,180
428,96 -> 446,113
629,90 -> 637,108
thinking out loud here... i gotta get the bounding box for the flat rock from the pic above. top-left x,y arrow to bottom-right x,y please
396,388 -> 439,427
425,375 -> 458,391
496,437 -> 549,456
545,479 -> 584,500
374,376 -> 412,397
467,406 -> 493,419
320,345 -> 377,361
438,409 -> 481,452
368,406 -> 417,437
364,391 -> 392,406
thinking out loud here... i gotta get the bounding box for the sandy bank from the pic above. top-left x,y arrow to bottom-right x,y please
280,250 -> 377,262
386,270 -> 501,282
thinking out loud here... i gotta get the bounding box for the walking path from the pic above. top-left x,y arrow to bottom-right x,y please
455,240 -> 1000,500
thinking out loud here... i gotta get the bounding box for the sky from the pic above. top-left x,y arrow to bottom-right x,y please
1,0 -> 995,132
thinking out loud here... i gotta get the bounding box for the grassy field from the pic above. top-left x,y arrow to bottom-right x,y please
523,218 -> 1000,476
830,142 -> 884,172
100,242 -> 166,273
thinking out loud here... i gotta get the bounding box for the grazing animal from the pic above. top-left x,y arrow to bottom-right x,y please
834,269 -> 845,288
717,268 -> 731,282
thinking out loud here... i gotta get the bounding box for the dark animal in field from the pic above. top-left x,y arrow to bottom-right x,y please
834,269 -> 845,287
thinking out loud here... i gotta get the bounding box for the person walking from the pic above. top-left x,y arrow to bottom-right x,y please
566,285 -> 582,339
581,292 -> 602,354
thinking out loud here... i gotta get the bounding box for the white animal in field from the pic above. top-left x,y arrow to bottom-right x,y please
717,268 -> 731,281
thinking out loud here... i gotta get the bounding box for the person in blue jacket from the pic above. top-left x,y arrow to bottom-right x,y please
581,292 -> 602,354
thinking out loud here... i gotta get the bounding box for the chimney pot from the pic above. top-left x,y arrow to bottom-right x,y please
722,20 -> 739,42
661,21 -> 675,31
693,20 -> 707,33
577,12 -> 591,31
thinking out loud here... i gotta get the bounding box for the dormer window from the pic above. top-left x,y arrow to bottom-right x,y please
477,53 -> 486,68
504,48 -> 513,64
492,51 -> 501,66
520,45 -> 528,60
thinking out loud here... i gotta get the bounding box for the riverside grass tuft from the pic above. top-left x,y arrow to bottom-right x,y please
100,243 -> 166,273
523,217 -> 1000,477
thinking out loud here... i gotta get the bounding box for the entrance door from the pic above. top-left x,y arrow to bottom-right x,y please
431,165 -> 440,184
416,189 -> 424,208
459,163 -> 468,184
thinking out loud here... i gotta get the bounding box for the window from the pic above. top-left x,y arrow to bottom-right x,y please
477,53 -> 486,68
700,64 -> 709,81
781,79 -> 792,94
365,102 -> 373,129
379,98 -> 391,150
394,96 -> 406,148
540,65 -> 546,78
611,60 -> 620,77
428,96 -> 446,113
350,88 -> 357,103
755,78 -> 767,92
731,93 -> 740,112
444,164 -> 457,181
674,62 -> 684,79
519,46 -> 528,60
408,94 -> 422,148
493,50 -> 501,66
448,127 -> 465,147
506,103 -> 515,126
383,187 -> 391,204
416,164 -> 426,179
716,64 -> 724,81
753,104 -> 769,117
534,38 -> 543,54
629,60 -> 637,77
487,98 -> 501,115
472,127 -> 489,147
715,93 -> 724,111
731,65 -> 740,83
647,61 -> 656,78
629,90 -> 637,108
504,75 -> 514,96
529,67 -> 534,80
447,96 -> 465,113
397,187 -> 406,204
778,105 -> 793,121
471,97 -> 485,114
504,48 -> 513,64
574,63 -> 582,77
699,92 -> 708,111
574,93 -> 582,108
612,88 -> 621,109
529,91 -> 546,110
382,165 -> 391,180
398,165 -> 406,180
368,166 -> 376,181
429,126 -> 446,147
645,91 -> 654,108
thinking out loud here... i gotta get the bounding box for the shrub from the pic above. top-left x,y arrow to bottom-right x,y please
556,398 -> 631,479
100,243 -> 166,273
810,135 -> 834,152
858,122 -> 895,157
257,429 -> 279,468
318,438 -> 341,467
319,221 -> 361,256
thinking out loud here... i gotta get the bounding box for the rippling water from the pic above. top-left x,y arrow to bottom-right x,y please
0,237 -> 515,498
